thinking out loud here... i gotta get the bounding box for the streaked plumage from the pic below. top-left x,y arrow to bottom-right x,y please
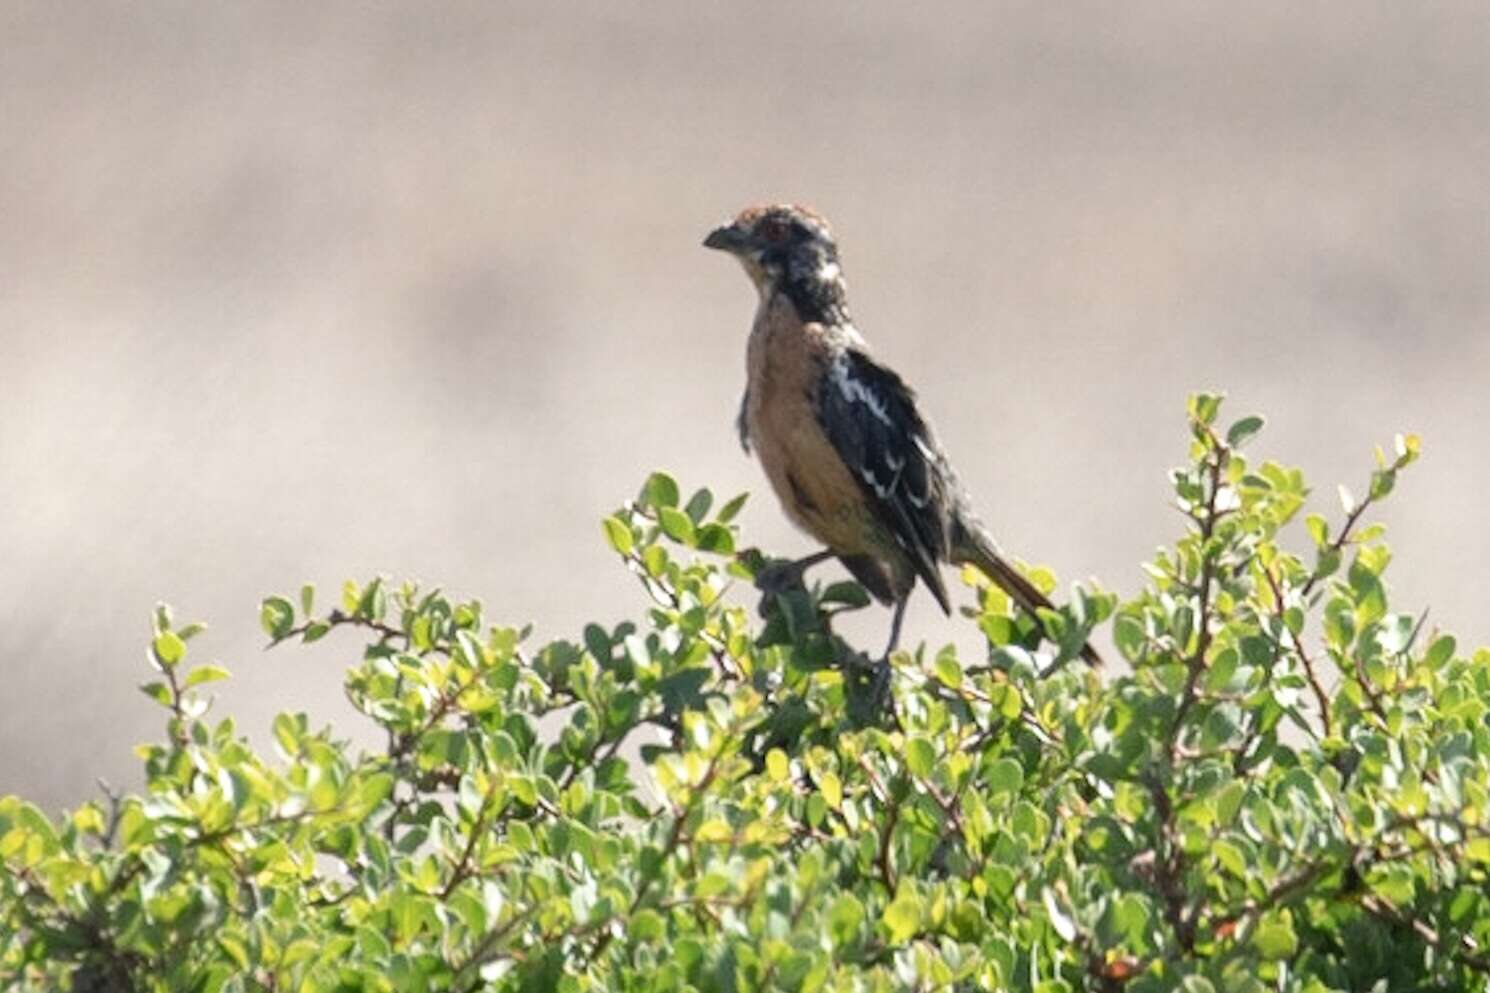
704,203 -> 1100,667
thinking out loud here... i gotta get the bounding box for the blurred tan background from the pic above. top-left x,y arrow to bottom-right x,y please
4,2 -> 1488,811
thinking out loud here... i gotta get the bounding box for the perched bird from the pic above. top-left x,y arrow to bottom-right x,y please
703,203 -> 1100,667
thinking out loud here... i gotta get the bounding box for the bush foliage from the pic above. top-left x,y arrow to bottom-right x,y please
4,397 -> 1490,992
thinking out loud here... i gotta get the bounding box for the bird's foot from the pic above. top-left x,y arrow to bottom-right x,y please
752,551 -> 833,618
844,646 -> 900,728
868,654 -> 894,713
755,559 -> 808,598
754,561 -> 804,619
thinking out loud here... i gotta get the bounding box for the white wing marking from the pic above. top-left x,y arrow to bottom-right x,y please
830,354 -> 891,426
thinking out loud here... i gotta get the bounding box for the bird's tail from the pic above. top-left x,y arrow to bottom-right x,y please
950,516 -> 1103,669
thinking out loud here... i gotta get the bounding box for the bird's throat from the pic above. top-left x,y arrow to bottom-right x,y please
778,250 -> 851,327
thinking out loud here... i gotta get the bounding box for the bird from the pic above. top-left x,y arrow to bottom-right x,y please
703,203 -> 1101,669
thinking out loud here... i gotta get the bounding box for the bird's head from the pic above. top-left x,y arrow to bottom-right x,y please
703,204 -> 844,303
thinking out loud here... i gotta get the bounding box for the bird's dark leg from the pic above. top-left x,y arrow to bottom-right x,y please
861,595 -> 909,719
883,597 -> 909,661
754,549 -> 835,598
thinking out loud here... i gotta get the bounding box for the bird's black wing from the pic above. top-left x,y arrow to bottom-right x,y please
814,348 -> 951,611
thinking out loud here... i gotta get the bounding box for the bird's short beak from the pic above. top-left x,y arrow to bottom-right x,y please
703,223 -> 749,253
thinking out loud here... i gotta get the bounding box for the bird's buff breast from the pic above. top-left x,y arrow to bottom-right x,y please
745,298 -> 871,551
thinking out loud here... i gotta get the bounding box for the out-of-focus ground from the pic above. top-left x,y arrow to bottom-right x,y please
3,2 -> 1488,810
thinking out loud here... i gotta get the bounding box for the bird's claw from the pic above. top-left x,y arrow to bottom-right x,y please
843,646 -> 898,726
754,559 -> 811,619
868,655 -> 894,712
754,559 -> 807,597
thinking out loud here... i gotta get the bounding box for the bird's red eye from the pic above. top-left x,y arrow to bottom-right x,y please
760,218 -> 788,242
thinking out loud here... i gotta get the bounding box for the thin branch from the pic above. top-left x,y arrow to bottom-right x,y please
1167,441 -> 1226,760
1143,772 -> 1196,953
1300,487 -> 1375,600
95,779 -> 126,851
1207,858 -> 1332,934
449,903 -> 541,993
622,549 -> 743,682
1207,817 -> 1490,970
1263,567 -> 1333,739
558,718 -> 641,792
1359,895 -> 1490,974
151,645 -> 192,749
439,781 -> 500,900
579,751 -> 723,967
387,665 -> 489,766
282,609 -> 406,646
847,756 -> 901,893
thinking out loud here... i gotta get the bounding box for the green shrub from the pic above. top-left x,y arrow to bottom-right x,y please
4,396 -> 1489,992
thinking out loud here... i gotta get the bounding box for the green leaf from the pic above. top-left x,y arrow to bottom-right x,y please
989,684 -> 1023,720
601,516 -> 633,555
71,804 -> 106,836
1305,513 -> 1329,547
631,908 -> 664,941
1188,392 -> 1224,426
139,681 -> 172,707
152,631 -> 186,666
905,738 -> 935,778
933,653 -> 962,688
986,757 -> 1023,797
1253,909 -> 1298,960
766,749 -> 789,782
829,892 -> 865,945
643,471 -> 680,509
1214,781 -> 1245,824
1205,647 -> 1240,693
657,507 -> 695,545
510,776 -> 537,807
217,935 -> 250,971
1315,546 -> 1342,580
1213,839 -> 1246,877
271,713 -> 301,756
183,664 -> 230,688
1284,606 -> 1305,636
357,578 -> 385,619
1113,614 -> 1146,661
695,523 -> 734,555
1226,415 -> 1265,448
684,488 -> 713,523
715,491 -> 749,523
818,771 -> 843,810
694,818 -> 732,843
1424,634 -> 1456,668
1102,893 -> 1150,947
881,893 -> 921,944
359,773 -> 394,810
260,596 -> 295,640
